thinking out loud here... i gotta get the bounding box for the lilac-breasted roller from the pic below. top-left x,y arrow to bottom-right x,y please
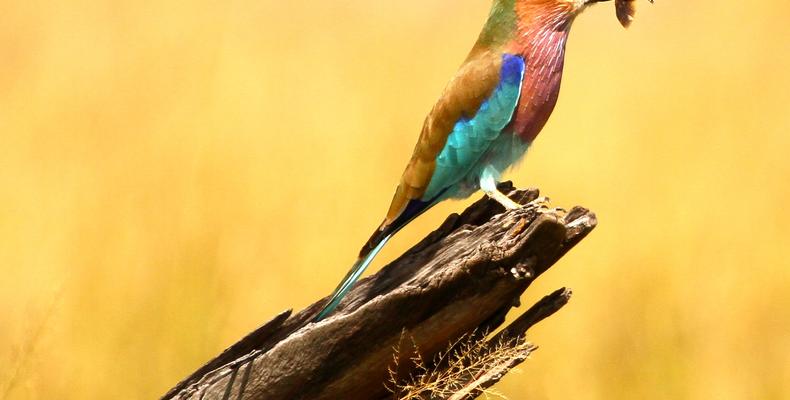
315,0 -> 646,320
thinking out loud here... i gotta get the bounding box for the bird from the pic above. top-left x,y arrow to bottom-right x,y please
315,0 -> 645,321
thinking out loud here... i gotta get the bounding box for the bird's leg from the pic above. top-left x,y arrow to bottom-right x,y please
480,166 -> 566,216
480,166 -> 521,210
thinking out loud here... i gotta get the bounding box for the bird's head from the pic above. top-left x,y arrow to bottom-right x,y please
517,0 -> 651,29
476,0 -> 651,52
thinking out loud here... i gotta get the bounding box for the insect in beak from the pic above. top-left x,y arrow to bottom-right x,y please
615,0 -> 654,29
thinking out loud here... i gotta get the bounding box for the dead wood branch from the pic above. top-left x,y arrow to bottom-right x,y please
163,183 -> 596,400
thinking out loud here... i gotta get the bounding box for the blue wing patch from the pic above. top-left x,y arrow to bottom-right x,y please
421,53 -> 525,201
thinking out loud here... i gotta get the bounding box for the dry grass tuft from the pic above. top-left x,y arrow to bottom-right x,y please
388,330 -> 536,400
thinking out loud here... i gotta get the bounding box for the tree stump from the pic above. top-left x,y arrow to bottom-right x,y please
163,183 -> 597,400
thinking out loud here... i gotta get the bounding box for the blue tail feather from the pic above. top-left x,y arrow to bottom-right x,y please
314,195 -> 442,321
314,234 -> 392,321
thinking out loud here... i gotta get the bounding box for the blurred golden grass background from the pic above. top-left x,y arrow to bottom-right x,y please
1,1 -> 788,398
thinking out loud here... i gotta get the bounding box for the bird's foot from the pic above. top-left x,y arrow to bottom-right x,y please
488,189 -> 521,210
525,196 -> 551,210
525,196 -> 567,217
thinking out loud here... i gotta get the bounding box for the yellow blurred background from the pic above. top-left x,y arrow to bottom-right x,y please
1,1 -> 788,398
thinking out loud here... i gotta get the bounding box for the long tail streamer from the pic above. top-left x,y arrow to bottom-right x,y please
314,234 -> 392,321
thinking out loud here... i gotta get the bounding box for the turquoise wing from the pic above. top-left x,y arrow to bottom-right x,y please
421,53 -> 525,201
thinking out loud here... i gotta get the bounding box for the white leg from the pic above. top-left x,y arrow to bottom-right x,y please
480,165 -> 521,210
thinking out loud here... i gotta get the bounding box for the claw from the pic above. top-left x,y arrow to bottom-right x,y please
526,196 -> 551,210
525,196 -> 568,217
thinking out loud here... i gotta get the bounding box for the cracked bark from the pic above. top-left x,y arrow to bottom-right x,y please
162,183 -> 596,400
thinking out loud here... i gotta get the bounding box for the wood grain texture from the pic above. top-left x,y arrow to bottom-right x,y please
163,183 -> 596,400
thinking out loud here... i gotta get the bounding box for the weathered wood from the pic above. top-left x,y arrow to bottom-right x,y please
163,183 -> 596,400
